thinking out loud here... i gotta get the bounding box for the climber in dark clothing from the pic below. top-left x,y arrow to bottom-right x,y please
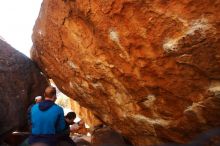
65,112 -> 76,135
58,112 -> 77,146
28,86 -> 65,146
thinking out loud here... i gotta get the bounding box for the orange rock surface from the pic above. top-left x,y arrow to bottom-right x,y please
31,0 -> 220,145
70,99 -> 102,128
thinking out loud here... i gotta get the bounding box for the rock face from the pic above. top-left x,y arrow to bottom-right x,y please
55,89 -> 102,127
0,39 -> 48,137
31,0 -> 220,145
70,99 -> 102,128
91,127 -> 130,146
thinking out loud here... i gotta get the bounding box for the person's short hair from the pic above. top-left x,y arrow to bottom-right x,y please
44,86 -> 56,98
65,112 -> 76,120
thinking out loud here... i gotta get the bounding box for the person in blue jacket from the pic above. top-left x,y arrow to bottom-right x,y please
28,86 -> 65,146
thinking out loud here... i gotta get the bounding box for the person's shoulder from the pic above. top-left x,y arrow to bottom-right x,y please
31,103 -> 39,109
30,103 -> 40,112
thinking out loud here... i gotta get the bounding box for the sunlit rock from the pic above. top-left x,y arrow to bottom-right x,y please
70,99 -> 103,128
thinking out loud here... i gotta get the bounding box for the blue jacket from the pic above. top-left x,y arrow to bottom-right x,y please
31,100 -> 65,134
29,100 -> 65,145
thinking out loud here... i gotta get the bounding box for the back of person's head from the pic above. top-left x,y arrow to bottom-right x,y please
65,112 -> 76,120
44,86 -> 56,99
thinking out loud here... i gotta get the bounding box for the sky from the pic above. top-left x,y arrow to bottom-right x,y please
0,0 -> 43,57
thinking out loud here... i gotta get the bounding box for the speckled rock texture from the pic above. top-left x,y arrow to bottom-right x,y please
0,39 -> 48,137
31,0 -> 220,145
70,99 -> 102,128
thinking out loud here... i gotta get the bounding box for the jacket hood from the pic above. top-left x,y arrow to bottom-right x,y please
39,100 -> 54,111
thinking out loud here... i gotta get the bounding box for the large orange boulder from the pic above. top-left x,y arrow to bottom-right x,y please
31,0 -> 220,145
0,39 -> 48,138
